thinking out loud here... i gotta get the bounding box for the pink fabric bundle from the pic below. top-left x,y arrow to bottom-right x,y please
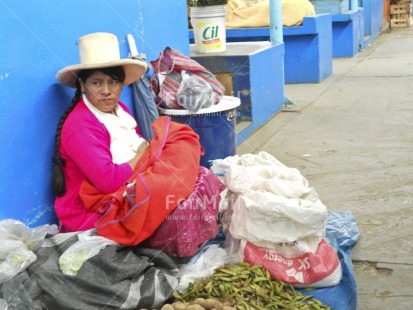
144,166 -> 225,257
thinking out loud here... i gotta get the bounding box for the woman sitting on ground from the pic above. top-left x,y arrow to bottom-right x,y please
51,32 -> 203,246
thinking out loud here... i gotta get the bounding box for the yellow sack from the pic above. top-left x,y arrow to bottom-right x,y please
225,0 -> 315,28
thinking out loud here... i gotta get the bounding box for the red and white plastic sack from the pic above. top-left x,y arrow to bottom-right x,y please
211,152 -> 342,288
238,238 -> 342,288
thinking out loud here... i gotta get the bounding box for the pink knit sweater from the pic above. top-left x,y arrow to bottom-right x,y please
54,99 -> 140,232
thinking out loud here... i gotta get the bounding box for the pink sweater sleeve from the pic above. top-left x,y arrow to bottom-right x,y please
63,121 -> 133,194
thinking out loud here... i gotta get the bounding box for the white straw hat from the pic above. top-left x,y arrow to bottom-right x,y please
56,32 -> 147,88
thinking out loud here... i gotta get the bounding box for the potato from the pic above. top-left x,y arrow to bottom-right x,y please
222,299 -> 236,307
196,298 -> 222,309
186,305 -> 205,310
161,305 -> 175,310
192,298 -> 206,306
172,302 -> 188,310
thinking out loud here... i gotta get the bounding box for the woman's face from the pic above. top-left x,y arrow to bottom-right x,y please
80,71 -> 123,113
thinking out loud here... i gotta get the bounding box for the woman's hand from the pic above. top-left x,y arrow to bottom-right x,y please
127,141 -> 149,169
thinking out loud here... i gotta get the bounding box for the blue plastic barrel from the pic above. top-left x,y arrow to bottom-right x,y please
162,96 -> 240,168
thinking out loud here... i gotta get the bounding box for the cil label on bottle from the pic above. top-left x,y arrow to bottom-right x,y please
193,19 -> 226,53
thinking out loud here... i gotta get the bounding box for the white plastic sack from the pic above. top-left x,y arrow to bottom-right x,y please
229,190 -> 327,245
59,230 -> 118,276
0,240 -> 36,284
212,152 -> 328,244
0,219 -> 59,252
210,154 -> 242,175
222,152 -> 317,198
212,152 -> 340,288
0,219 -> 59,284
224,164 -> 318,199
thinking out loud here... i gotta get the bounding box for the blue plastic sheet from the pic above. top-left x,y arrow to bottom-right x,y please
298,211 -> 360,310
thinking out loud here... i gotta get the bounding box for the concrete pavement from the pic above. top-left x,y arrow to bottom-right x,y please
237,25 -> 413,309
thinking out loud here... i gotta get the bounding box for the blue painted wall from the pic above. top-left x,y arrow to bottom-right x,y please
360,0 -> 383,46
0,0 -> 189,227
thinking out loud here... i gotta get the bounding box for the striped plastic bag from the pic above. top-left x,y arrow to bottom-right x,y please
149,47 -> 225,109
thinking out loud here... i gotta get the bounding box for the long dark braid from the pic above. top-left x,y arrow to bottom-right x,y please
51,66 -> 125,197
51,84 -> 82,196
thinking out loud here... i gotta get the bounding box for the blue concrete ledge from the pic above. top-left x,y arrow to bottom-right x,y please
282,14 -> 333,84
211,14 -> 333,84
360,0 -> 383,48
189,42 -> 285,145
332,9 -> 364,58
